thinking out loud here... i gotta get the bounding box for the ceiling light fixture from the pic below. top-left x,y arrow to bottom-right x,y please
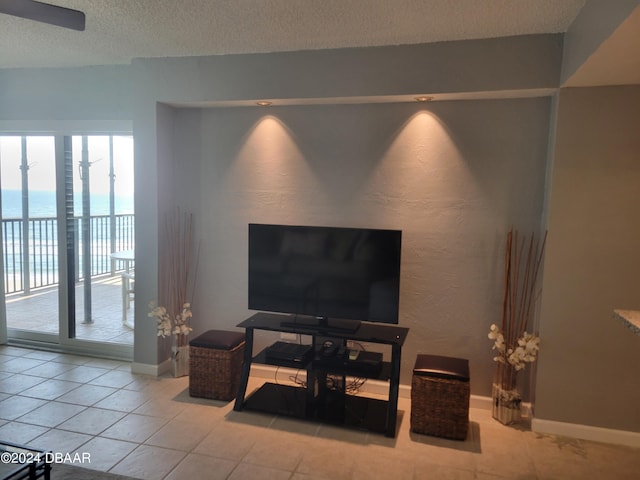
256,100 -> 273,106
414,96 -> 434,103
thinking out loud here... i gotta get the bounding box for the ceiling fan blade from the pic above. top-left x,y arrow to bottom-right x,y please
0,0 -> 85,31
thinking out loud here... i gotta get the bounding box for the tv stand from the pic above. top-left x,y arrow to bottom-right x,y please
233,312 -> 409,437
280,316 -> 361,334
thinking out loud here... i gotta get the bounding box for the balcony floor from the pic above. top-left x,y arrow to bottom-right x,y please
5,275 -> 134,345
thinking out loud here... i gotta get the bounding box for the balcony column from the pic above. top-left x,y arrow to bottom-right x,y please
80,136 -> 92,323
109,136 -> 116,275
20,136 -> 30,295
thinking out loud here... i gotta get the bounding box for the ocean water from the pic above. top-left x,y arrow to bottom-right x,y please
1,189 -> 133,218
1,189 -> 135,292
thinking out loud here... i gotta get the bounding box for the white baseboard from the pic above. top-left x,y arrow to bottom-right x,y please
131,361 -> 169,376
532,418 -> 640,448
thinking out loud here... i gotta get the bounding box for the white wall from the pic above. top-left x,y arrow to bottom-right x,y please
168,99 -> 550,390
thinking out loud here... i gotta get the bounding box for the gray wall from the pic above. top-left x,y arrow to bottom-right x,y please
132,34 -> 563,369
168,99 -> 550,390
536,86 -> 640,431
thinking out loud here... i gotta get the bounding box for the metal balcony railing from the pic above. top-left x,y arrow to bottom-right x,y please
2,214 -> 135,295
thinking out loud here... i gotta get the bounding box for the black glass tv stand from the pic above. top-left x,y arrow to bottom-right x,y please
233,312 -> 409,438
279,316 -> 361,334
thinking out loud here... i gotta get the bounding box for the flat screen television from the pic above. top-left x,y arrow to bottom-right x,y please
248,223 -> 402,332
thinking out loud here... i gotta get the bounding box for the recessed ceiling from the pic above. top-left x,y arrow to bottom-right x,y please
0,0 -> 586,69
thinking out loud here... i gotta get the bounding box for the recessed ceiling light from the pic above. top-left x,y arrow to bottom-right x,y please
256,100 -> 273,106
414,96 -> 434,102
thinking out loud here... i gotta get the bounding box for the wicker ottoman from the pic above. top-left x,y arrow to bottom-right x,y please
411,354 -> 470,440
189,330 -> 245,401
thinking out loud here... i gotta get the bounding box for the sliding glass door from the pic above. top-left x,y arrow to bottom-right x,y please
1,136 -> 59,336
70,135 -> 135,343
0,134 -> 134,355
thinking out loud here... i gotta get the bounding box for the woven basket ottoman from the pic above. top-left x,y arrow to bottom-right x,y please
411,354 -> 470,440
189,330 -> 245,401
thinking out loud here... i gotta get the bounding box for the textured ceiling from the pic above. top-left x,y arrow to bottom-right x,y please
0,0 -> 586,69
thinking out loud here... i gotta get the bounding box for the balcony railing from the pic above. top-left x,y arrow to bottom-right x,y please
2,214 -> 135,295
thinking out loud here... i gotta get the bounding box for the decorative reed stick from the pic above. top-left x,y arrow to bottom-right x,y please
496,228 -> 547,390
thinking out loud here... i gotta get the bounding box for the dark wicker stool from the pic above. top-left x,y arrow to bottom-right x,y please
189,330 -> 245,401
411,354 -> 470,440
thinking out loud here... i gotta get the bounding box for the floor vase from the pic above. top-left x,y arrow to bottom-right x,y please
171,344 -> 190,377
492,383 -> 521,425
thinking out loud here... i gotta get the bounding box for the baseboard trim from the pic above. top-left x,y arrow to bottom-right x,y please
131,361 -> 165,376
532,418 -> 640,448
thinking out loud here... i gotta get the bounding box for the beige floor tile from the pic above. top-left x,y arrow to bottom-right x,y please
0,395 -> 48,421
88,369 -> 137,389
242,435 -> 306,471
350,448 -> 417,480
132,398 -> 187,419
193,422 -> 263,461
164,453 -> 237,480
0,421 -> 49,445
54,366 -> 109,383
57,407 -> 126,435
171,401 -> 230,429
144,417 -> 211,451
0,346 -> 33,357
82,358 -> 128,370
93,387 -> 149,412
23,351 -> 61,361
55,384 -> 119,406
109,444 -> 186,479
30,428 -> 94,454
0,357 -> 46,373
230,462 -> 292,480
121,374 -> 167,392
295,445 -> 356,480
17,401 -> 86,427
0,373 -> 46,394
21,361 -> 77,378
72,436 -> 137,472
20,379 -> 82,400
52,354 -> 93,366
100,413 -> 168,443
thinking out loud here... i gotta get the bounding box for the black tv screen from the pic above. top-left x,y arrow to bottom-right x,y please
248,224 -> 402,325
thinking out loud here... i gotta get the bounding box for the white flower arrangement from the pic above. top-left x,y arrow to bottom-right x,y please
148,302 -> 193,338
488,323 -> 540,372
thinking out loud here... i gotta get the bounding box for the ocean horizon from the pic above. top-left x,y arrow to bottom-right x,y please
1,189 -> 133,219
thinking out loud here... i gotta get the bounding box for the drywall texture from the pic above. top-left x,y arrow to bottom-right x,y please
166,99 -> 550,392
536,86 -> 640,432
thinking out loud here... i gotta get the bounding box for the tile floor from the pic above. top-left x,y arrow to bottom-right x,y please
1,344 -> 639,480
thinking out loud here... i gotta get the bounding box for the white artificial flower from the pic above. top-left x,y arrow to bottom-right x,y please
489,324 -> 540,372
